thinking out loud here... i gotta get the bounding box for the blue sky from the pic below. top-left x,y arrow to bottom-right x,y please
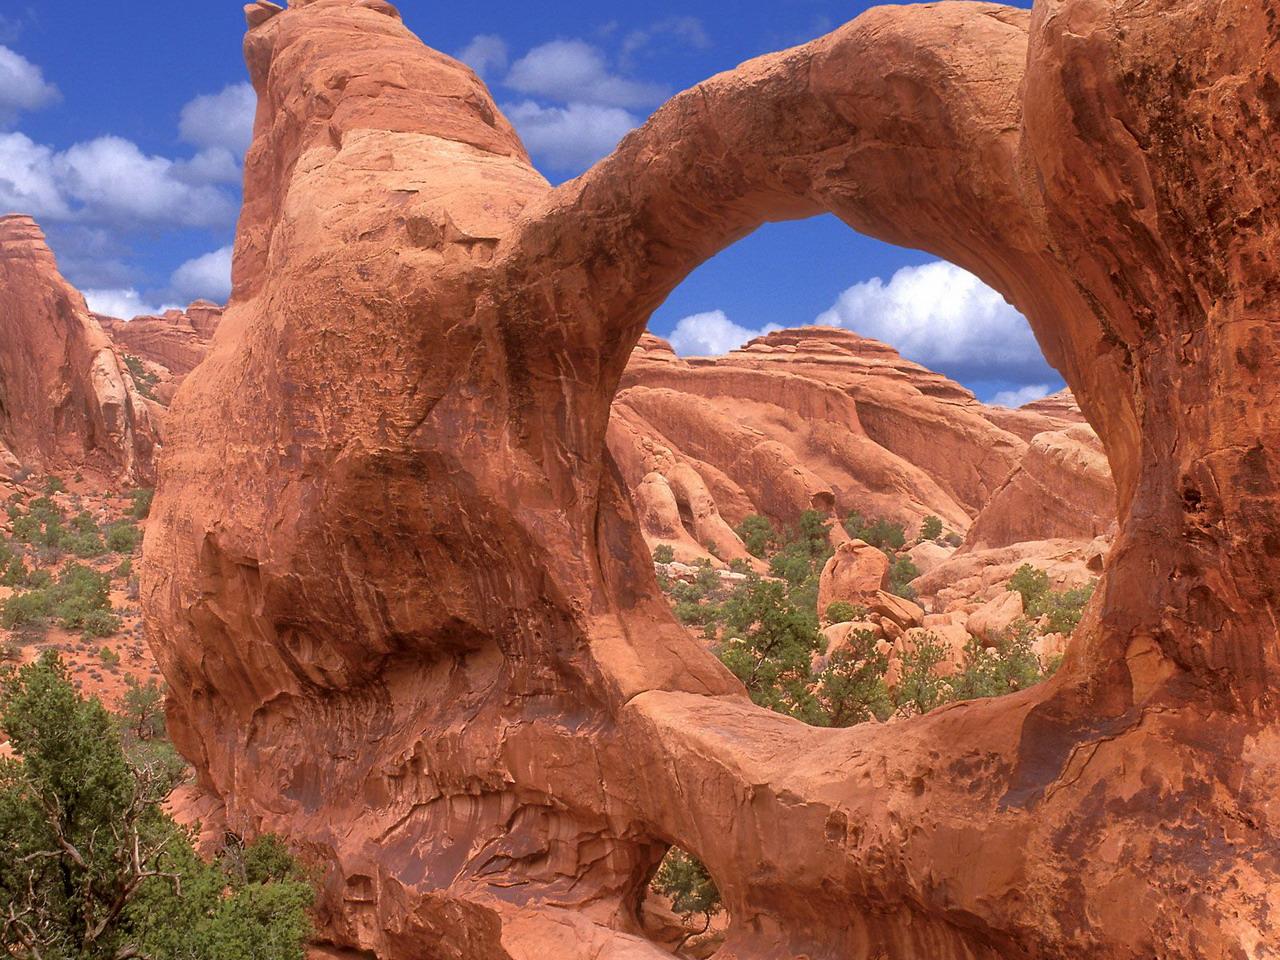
0,0 -> 1058,405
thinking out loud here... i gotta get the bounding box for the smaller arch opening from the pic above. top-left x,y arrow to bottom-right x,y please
640,846 -> 727,958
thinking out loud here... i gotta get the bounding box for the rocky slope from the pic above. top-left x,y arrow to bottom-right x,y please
142,1 -> 1280,958
612,330 -> 1116,568
0,215 -> 158,483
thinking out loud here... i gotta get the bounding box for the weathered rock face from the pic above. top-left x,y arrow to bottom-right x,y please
612,331 -> 1115,564
143,1 -> 1280,958
964,423 -> 1117,549
0,215 -> 157,482
614,330 -> 1045,543
99,301 -> 224,381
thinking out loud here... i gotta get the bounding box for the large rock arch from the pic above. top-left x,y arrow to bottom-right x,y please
143,0 -> 1280,957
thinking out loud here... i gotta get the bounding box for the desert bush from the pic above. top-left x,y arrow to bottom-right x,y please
652,544 -> 675,565
892,632 -> 950,716
734,514 -> 776,558
0,653 -> 315,960
717,577 -> 823,721
651,847 -> 721,946
844,512 -> 907,550
1007,565 -> 1096,635
824,601 -> 866,624
947,626 -> 1043,701
920,515 -> 943,541
815,629 -> 891,725
1009,564 -> 1050,609
128,486 -> 155,520
105,520 -> 143,553
887,555 -> 920,599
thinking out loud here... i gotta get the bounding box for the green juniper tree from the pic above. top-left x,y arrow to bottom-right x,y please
0,653 -> 315,960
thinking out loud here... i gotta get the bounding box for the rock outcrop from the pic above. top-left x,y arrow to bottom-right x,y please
615,331 -> 1030,540
612,330 -> 1116,564
98,301 -> 224,405
0,215 -> 157,482
964,423 -> 1117,549
817,539 -> 889,614
99,301 -> 223,378
143,1 -> 1280,958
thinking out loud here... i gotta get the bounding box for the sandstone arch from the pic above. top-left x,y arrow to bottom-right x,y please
143,0 -> 1280,957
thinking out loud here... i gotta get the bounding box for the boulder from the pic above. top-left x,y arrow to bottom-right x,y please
818,539 -> 890,614
966,590 -> 1026,644
907,539 -> 954,576
868,590 -> 925,630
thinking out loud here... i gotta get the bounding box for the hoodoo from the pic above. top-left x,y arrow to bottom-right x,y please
143,0 -> 1280,957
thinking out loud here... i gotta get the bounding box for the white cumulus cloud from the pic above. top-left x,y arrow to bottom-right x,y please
178,82 -> 256,156
990,384 -> 1053,408
0,46 -> 59,122
506,39 -> 665,109
51,136 -> 237,227
169,246 -> 232,304
457,35 -> 509,80
667,310 -> 782,357
0,132 -> 70,217
83,288 -> 181,321
503,100 -> 638,172
0,133 -> 237,227
815,260 -> 1055,384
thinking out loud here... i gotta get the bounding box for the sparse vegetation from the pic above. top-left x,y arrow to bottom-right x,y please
652,544 -> 675,565
1008,563 -> 1096,636
887,554 -> 920,600
815,629 -> 891,726
122,676 -> 166,741
824,601 -> 866,625
651,847 -> 721,950
105,519 -> 143,553
123,353 -> 160,401
1,562 -> 120,638
128,487 -> 155,520
920,515 -> 943,541
843,512 -> 907,551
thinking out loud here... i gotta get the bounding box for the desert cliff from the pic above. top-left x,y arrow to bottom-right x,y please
0,215 -> 158,483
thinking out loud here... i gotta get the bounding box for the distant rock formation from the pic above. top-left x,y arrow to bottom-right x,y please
143,1 -> 1280,957
0,215 -> 158,482
98,301 -> 224,404
964,423 -> 1116,550
613,329 -> 1115,564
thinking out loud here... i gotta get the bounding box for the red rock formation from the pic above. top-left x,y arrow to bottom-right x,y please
964,423 -> 1117,549
817,539 -> 889,615
612,331 -> 1115,563
99,301 -> 224,380
143,1 -> 1280,957
0,215 -> 157,482
614,330 -> 1029,537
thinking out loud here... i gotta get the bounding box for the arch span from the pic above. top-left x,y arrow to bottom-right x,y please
144,0 -> 1280,957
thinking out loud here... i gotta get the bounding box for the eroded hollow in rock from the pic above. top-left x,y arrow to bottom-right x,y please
642,847 -> 726,957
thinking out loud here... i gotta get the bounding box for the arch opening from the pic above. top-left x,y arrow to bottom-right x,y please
610,220 -> 1116,733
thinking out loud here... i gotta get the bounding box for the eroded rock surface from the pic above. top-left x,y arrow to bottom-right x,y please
143,1 -> 1280,957
0,215 -> 157,482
